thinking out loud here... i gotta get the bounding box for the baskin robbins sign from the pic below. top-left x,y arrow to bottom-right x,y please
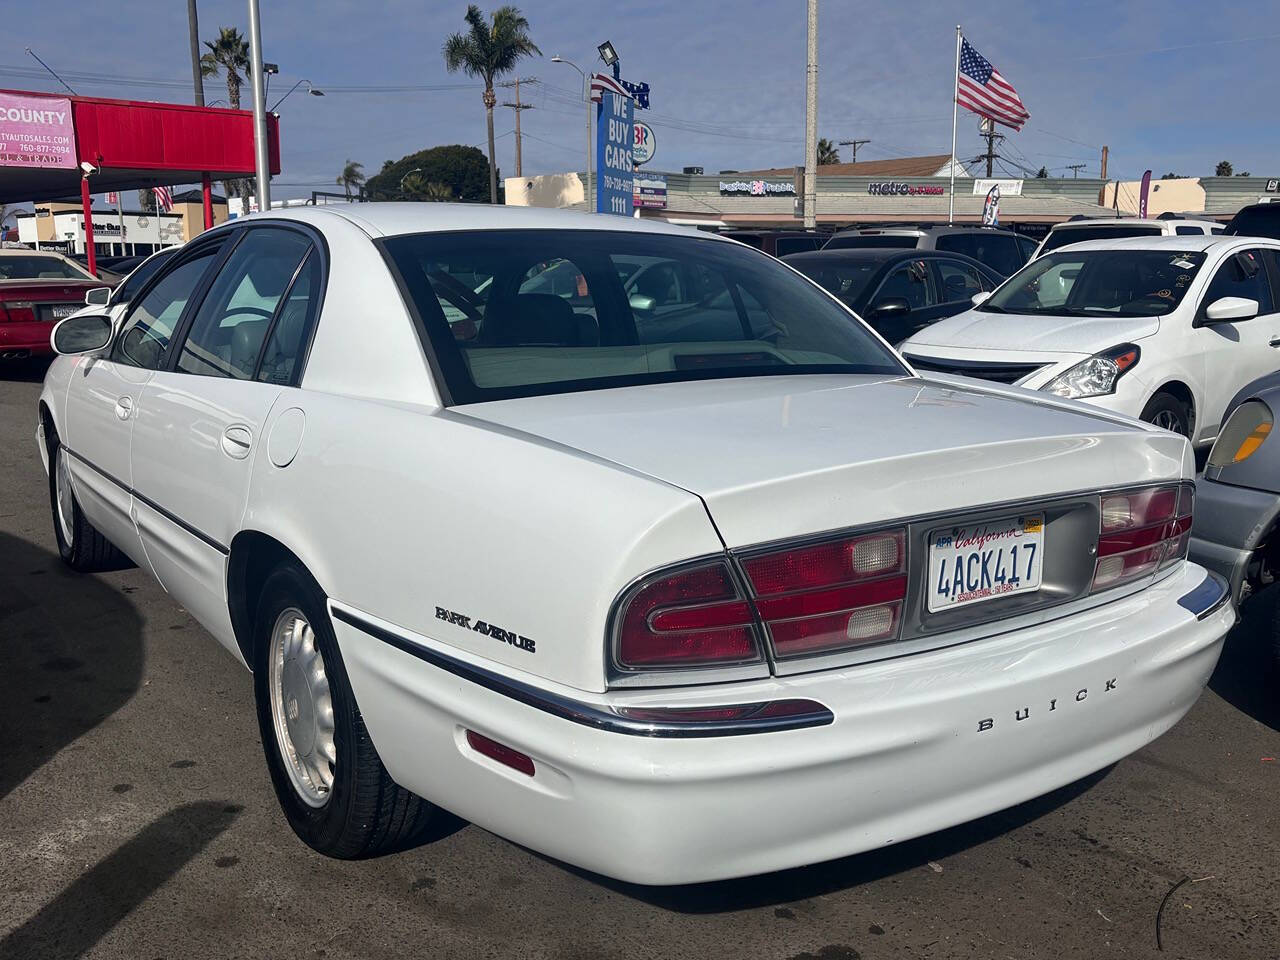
0,93 -> 76,169
720,179 -> 795,196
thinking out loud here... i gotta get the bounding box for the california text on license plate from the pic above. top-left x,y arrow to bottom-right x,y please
927,514 -> 1044,612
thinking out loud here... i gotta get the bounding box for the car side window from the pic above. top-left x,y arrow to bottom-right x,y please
1015,235 -> 1038,263
175,228 -> 312,379
111,246 -> 223,370
111,249 -> 175,306
936,259 -> 985,302
257,253 -> 320,385
1200,249 -> 1275,317
875,260 -> 937,309
935,234 -> 977,259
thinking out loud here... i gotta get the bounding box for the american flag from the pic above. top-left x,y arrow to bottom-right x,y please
956,38 -> 1029,131
152,186 -> 174,212
589,73 -> 629,103
106,191 -> 119,205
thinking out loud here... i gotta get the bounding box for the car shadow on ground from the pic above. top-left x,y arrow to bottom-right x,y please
0,801 -> 239,960
0,356 -> 53,384
540,766 -> 1112,913
0,530 -> 144,800
1209,590 -> 1280,734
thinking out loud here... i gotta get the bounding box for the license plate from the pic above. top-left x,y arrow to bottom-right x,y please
44,304 -> 78,320
927,514 -> 1044,612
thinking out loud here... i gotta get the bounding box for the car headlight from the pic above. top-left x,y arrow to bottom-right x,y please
1043,344 -> 1141,399
1207,400 -> 1273,467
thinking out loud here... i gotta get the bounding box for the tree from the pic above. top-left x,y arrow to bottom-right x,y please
364,145 -> 493,202
201,27 -> 252,204
337,159 -> 366,199
1215,160 -> 1233,177
1161,172 -> 1184,180
443,5 -> 540,204
817,138 -> 839,165
1036,166 -> 1049,178
401,173 -> 454,202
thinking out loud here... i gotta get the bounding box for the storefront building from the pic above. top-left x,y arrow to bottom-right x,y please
15,191 -> 229,256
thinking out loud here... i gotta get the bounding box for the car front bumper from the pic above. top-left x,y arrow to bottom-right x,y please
1190,476 -> 1280,603
330,562 -> 1230,885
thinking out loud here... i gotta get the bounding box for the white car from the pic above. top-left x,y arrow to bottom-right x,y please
1034,217 -> 1223,259
900,235 -> 1280,445
37,205 -> 1231,884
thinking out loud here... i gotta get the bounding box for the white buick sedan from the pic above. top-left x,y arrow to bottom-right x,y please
37,205 -> 1232,884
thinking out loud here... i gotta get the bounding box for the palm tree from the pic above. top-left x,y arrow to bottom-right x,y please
443,5 -> 540,203
817,138 -> 839,166
337,160 -> 366,199
1215,160 -> 1233,177
402,173 -> 454,202
201,27 -> 253,204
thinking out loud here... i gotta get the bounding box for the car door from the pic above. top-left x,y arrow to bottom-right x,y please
1193,246 -> 1280,437
129,225 -> 319,655
60,243 -> 225,565
864,259 -> 941,343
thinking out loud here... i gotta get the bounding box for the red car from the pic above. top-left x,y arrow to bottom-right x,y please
0,250 -> 114,359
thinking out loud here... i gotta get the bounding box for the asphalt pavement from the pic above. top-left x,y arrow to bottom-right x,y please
1,360 -> 1277,960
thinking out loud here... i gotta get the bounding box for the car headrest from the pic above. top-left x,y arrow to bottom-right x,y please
492,293 -> 579,346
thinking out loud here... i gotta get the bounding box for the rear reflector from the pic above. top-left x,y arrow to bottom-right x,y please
465,730 -> 535,776
1093,483 -> 1193,591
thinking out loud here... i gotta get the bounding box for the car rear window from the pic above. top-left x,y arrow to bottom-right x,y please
0,255 -> 93,280
824,234 -> 917,250
1225,206 -> 1280,239
383,229 -> 906,403
1038,225 -> 1162,254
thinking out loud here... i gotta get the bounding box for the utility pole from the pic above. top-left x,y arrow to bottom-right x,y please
1066,163 -> 1086,178
1100,145 -> 1109,181
803,0 -> 818,229
980,118 -> 1003,177
500,77 -> 537,178
838,138 -> 870,164
187,0 -> 204,106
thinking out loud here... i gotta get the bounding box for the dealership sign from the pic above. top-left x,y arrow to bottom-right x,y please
0,93 -> 76,169
634,173 -> 667,208
1267,179 -> 1279,193
632,122 -> 656,165
596,92 -> 634,216
720,179 -> 795,196
867,182 -> 945,196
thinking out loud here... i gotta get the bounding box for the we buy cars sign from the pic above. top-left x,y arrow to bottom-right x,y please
0,92 -> 76,169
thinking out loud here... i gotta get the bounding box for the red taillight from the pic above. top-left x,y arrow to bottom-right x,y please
615,561 -> 761,669
1093,484 -> 1193,590
465,730 -> 535,776
0,301 -> 36,323
742,530 -> 907,658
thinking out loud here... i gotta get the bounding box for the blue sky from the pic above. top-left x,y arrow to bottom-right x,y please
4,0 -> 1279,201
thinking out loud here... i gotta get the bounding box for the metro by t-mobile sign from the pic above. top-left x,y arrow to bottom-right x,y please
596,92 -> 634,216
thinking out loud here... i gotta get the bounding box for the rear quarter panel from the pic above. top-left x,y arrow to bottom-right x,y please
241,391 -> 721,693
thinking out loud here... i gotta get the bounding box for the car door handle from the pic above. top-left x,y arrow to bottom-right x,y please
1269,336 -> 1280,348
221,425 -> 253,460
114,396 -> 133,421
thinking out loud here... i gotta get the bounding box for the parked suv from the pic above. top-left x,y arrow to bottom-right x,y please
1035,216 -> 1222,258
823,225 -> 1036,278
1225,202 -> 1280,240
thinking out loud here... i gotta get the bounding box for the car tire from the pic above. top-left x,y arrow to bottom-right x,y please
47,434 -> 129,572
253,560 -> 438,858
1140,392 -> 1191,437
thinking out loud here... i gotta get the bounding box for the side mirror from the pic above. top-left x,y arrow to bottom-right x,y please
628,293 -> 656,312
1204,296 -> 1259,323
51,314 -> 113,356
870,297 -> 911,318
971,291 -> 992,306
84,286 -> 111,306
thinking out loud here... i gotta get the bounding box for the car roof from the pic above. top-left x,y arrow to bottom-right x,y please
829,224 -> 1017,237
1046,234 -> 1274,253
1050,217 -> 1220,229
784,247 -> 982,265
230,202 -> 726,241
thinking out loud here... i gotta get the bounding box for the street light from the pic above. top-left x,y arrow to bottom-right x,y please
269,79 -> 324,112
551,55 -> 594,213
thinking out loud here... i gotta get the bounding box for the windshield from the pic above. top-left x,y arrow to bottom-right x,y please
0,254 -> 93,281
383,229 -> 906,403
980,249 -> 1207,318
1038,225 -> 1161,255
824,234 -> 916,251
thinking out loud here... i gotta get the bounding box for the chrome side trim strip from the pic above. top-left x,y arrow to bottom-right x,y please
1176,570 -> 1232,621
329,606 -> 834,738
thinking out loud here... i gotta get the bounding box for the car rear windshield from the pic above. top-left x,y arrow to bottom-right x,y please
823,234 -> 917,250
785,258 -> 881,306
382,229 -> 906,403
0,255 -> 93,281
1038,225 -> 1162,255
1225,206 -> 1280,239
979,249 -> 1207,318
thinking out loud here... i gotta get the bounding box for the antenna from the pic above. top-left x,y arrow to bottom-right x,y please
25,48 -> 77,95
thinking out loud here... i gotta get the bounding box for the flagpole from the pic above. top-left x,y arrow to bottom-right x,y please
116,194 -> 125,256
949,24 -> 961,225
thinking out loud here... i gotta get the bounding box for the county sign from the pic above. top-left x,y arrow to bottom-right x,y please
596,91 -> 634,216
0,92 -> 76,169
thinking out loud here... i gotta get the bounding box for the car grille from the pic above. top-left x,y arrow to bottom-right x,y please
905,355 -> 1046,385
